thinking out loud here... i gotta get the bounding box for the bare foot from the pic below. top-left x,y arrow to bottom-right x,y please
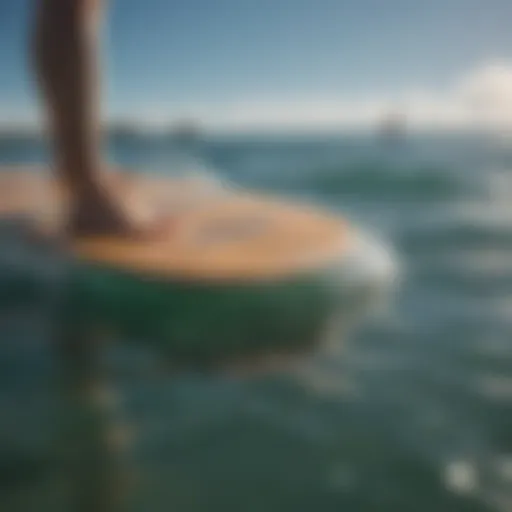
68,178 -> 172,238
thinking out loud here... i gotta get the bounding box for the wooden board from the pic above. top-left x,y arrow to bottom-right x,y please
0,169 -> 349,281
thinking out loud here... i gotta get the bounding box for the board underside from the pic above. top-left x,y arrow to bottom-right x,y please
0,170 -> 371,365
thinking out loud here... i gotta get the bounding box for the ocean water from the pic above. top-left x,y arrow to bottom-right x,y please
0,133 -> 511,511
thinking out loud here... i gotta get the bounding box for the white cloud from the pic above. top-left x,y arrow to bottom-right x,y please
456,60 -> 512,108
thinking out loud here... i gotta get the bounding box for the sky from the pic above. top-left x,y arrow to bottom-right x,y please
1,0 -> 512,131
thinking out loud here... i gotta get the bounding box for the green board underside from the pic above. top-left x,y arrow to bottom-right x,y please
60,261 -> 367,365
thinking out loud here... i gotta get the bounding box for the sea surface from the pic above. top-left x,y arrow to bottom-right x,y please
0,133 -> 511,511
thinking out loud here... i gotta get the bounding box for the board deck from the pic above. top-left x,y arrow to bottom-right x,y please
0,169 -> 349,281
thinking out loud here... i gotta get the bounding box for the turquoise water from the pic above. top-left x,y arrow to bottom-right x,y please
0,133 -> 511,511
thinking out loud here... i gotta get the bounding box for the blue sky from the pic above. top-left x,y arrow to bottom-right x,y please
1,0 -> 512,130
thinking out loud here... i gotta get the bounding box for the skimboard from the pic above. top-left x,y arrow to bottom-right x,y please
0,169 -> 393,366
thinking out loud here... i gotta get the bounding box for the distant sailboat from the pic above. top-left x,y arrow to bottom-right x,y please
109,122 -> 142,141
377,111 -> 407,142
168,119 -> 201,145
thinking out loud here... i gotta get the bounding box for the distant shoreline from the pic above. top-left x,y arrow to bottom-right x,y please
0,126 -> 500,142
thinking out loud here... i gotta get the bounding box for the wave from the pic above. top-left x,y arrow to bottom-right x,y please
401,221 -> 512,254
276,163 -> 473,202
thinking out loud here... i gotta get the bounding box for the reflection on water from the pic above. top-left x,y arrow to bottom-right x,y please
0,133 -> 511,511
